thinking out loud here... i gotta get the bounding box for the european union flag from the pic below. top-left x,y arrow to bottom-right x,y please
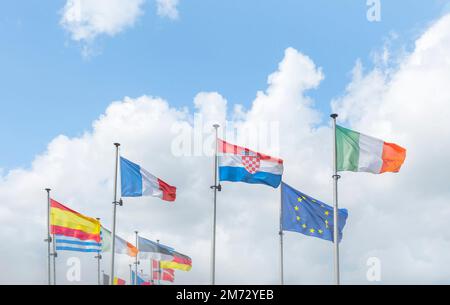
281,182 -> 348,243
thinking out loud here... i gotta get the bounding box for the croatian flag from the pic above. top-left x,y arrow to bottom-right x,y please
120,157 -> 176,201
218,139 -> 283,188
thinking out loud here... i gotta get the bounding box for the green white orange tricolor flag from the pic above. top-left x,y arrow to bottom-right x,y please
101,226 -> 138,257
336,125 -> 406,174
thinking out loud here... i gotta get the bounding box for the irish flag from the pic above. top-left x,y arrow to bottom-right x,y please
336,125 -> 406,174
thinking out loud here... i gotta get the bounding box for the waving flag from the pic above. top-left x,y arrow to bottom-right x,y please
101,226 -> 138,257
50,199 -> 100,242
132,270 -> 151,285
120,157 -> 176,201
336,125 -> 406,174
137,236 -> 174,261
54,236 -> 101,253
218,139 -> 283,188
152,260 -> 175,283
160,251 -> 192,272
113,277 -> 126,285
281,182 -> 348,243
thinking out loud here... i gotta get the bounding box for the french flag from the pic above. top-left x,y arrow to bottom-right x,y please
218,139 -> 283,188
120,157 -> 176,201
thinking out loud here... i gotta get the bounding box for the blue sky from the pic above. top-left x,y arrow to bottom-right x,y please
0,0 -> 445,170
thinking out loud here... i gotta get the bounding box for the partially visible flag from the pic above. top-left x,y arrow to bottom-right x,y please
137,236 -> 174,261
336,125 -> 406,174
101,226 -> 138,257
218,139 -> 283,188
120,157 -> 176,201
152,259 -> 175,283
131,270 -> 151,285
102,273 -> 110,285
281,182 -> 348,243
54,235 -> 101,253
160,251 -> 192,272
113,277 -> 126,285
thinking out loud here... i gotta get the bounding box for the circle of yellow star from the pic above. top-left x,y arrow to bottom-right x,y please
296,216 -> 300,221
318,230 -> 323,234
324,211 -> 330,216
310,228 -> 315,234
297,197 -> 302,202
302,224 -> 307,229
294,206 -> 299,211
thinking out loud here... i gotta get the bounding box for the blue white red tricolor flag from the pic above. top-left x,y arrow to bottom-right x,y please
218,139 -> 283,188
120,157 -> 176,201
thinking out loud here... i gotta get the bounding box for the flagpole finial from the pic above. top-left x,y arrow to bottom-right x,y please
330,113 -> 338,119
45,188 -> 51,192
114,143 -> 120,147
213,124 -> 220,129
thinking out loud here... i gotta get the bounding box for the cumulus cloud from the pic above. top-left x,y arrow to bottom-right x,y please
156,0 -> 180,20
3,13 -> 450,284
60,0 -> 145,42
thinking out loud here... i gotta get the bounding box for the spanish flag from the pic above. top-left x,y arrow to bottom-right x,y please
160,251 -> 192,272
50,199 -> 101,242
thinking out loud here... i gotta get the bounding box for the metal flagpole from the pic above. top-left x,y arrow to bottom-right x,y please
134,231 -> 139,285
157,240 -> 161,285
110,142 -> 121,285
279,185 -> 284,285
95,217 -> 102,285
210,124 -> 221,285
331,113 -> 341,285
129,264 -> 132,285
149,259 -> 153,285
45,188 -> 51,285
52,233 -> 57,285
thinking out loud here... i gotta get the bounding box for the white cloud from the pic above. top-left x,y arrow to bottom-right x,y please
156,0 -> 180,20
60,0 -> 145,42
4,13 -> 450,284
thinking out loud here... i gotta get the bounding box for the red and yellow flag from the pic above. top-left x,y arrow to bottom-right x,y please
50,199 -> 101,242
160,251 -> 192,272
113,277 -> 126,285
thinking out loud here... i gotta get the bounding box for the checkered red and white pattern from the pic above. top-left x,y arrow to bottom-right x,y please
241,155 -> 261,174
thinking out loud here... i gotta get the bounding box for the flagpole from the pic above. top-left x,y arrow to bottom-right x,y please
129,264 -> 132,285
52,233 -> 57,285
95,217 -> 101,285
134,231 -> 139,285
45,188 -> 51,285
279,185 -> 284,285
110,142 -> 121,285
210,124 -> 220,285
331,113 -> 340,285
157,240 -> 161,285
150,259 -> 153,285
